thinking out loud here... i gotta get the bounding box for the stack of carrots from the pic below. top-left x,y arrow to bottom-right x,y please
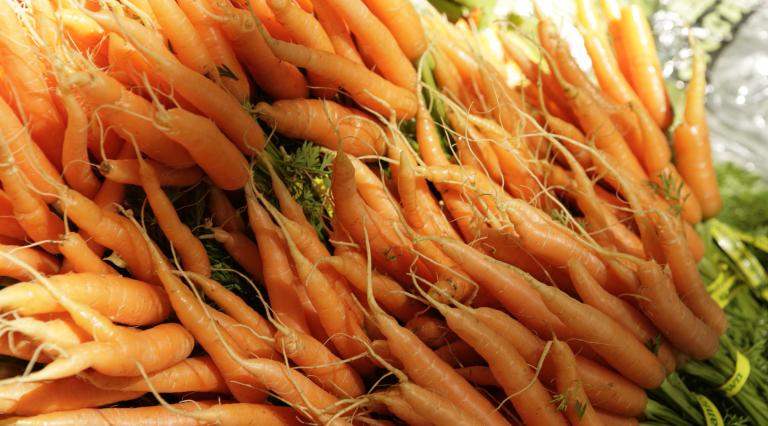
0,0 -> 727,423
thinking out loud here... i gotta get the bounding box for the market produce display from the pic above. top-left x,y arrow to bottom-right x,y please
0,0 -> 764,424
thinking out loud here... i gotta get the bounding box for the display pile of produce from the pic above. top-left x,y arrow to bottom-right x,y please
0,0 -> 764,423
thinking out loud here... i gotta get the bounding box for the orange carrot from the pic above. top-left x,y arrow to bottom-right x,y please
100,158 -> 204,187
313,0 -> 364,64
549,339 -> 603,426
361,0 -> 427,60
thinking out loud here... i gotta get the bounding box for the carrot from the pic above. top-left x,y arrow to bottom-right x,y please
0,273 -> 170,326
397,382 -> 486,426
433,339 -> 485,368
59,232 -> 117,275
533,282 -> 666,389
372,388 -> 431,426
0,0 -> 65,168
137,156 -> 210,277
81,356 -> 227,394
0,136 -> 65,254
152,107 -> 250,190
266,0 -> 338,97
673,45 -> 721,218
472,307 -> 647,416
432,301 -> 568,426
0,401 -> 302,426
60,90 -> 101,199
373,313 -> 509,426
0,321 -> 194,384
208,186 -> 245,232
218,8 -> 309,100
139,226 -> 268,403
636,260 -> 720,360
620,5 -> 672,130
100,158 -> 203,187
210,228 -> 264,283
0,97 -> 64,199
568,260 -> 676,373
186,272 -> 275,339
405,314 -> 455,349
149,0 -> 217,75
360,0 -> 427,60
653,211 -> 727,335
245,191 -> 311,335
0,245 -> 59,280
326,0 -> 417,89
89,11 -> 266,155
209,309 -> 275,359
237,0 -> 294,41
321,252 -> 422,321
273,324 -> 365,398
313,0 -> 364,64
68,65 -> 196,169
648,164 -> 702,225
595,410 -> 640,426
549,339 -> 604,425
265,37 -> 418,119
0,376 -> 142,416
455,366 -> 499,387
177,0 -> 250,101
256,99 -> 387,157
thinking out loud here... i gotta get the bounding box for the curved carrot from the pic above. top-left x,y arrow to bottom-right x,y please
100,158 -> 204,187
138,156 -> 211,277
82,356 -> 227,394
313,0 -> 364,64
266,38 -> 418,119
550,339 -> 603,426
149,0 -> 217,75
59,232 -> 117,275
0,274 -> 170,326
89,11 -> 266,155
60,90 -> 101,199
534,283 -> 666,389
636,261 -> 720,360
218,8 -> 309,100
154,108 -> 250,191
256,99 -> 387,157
361,0 -> 427,60
267,0 -> 338,97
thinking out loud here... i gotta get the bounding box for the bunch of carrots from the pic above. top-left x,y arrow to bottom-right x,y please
0,0 -> 727,423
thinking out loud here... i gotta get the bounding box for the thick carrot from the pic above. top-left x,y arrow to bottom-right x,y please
313,0 -> 364,64
274,325 -> 365,398
59,232 -> 117,275
472,307 -> 648,417
326,0 -> 417,89
0,376 -> 142,416
89,11 -> 266,155
267,0 -> 338,97
0,97 -> 64,199
0,245 -> 59,280
654,211 -> 727,335
620,5 -> 672,129
360,0 -> 427,60
372,388 -> 431,426
265,38 -> 418,119
218,8 -> 309,100
1,401 -> 302,426
673,45 -> 721,218
374,313 -> 509,426
0,274 -> 170,326
435,302 -> 568,426
149,0 -> 217,75
434,339 -> 485,368
210,309 -> 275,358
256,99 -> 386,157
398,382 -> 486,426
534,283 -> 666,389
81,356 -> 227,393
177,0 -> 250,101
549,339 -> 603,426
636,260 -> 720,360
153,108 -> 250,190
